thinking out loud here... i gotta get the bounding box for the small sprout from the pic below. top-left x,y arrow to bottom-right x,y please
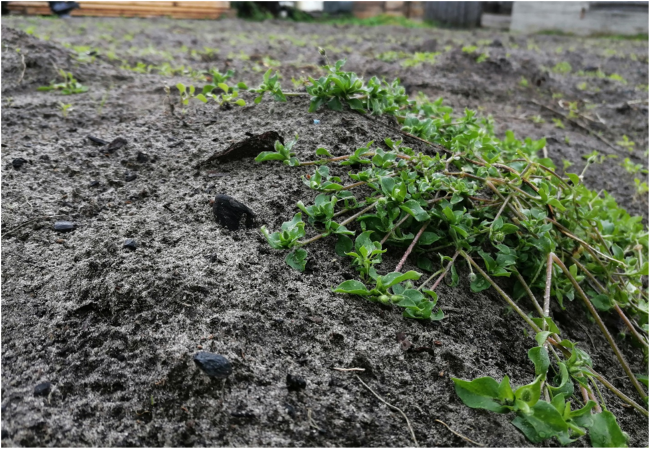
58,102 -> 73,118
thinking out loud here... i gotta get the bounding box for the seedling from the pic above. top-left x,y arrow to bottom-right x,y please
251,69 -> 286,103
37,69 -> 88,95
616,135 -> 635,151
553,61 -> 572,74
58,102 -> 73,118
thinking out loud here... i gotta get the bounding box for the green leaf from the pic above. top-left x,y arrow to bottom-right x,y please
237,82 -> 248,89
528,347 -> 550,377
328,97 -> 343,111
333,280 -> 371,296
255,151 -> 287,163
400,200 -> 429,222
590,294 -> 614,311
588,411 -> 629,447
285,248 -> 307,272
635,373 -> 648,388
195,93 -> 208,103
417,255 -> 434,272
335,235 -> 353,257
234,99 -> 246,106
452,377 -> 510,413
470,275 -> 491,293
347,98 -> 365,111
512,401 -> 568,443
316,147 -> 333,158
379,271 -> 422,289
531,317 -> 561,335
514,375 -> 542,408
176,83 -> 186,93
535,331 -> 552,347
498,376 -> 515,402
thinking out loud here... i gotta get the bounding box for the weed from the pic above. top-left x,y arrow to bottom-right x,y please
530,115 -> 545,124
519,77 -> 529,88
251,58 -> 648,446
553,61 -> 572,74
58,102 -> 73,118
552,118 -> 565,129
37,70 -> 88,95
616,135 -> 635,151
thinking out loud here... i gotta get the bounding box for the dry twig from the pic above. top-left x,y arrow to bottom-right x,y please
435,419 -> 484,447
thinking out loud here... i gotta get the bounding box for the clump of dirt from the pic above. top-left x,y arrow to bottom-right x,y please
1,19 -> 648,447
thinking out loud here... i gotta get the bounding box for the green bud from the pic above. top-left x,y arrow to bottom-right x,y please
378,295 -> 391,305
318,47 -> 326,56
469,273 -> 477,282
494,232 -> 505,242
391,295 -> 403,304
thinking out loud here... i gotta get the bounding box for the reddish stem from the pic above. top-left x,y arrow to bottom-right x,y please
395,221 -> 429,272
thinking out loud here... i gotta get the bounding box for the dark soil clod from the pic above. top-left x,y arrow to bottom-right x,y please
33,381 -> 52,397
12,158 -> 27,170
123,239 -> 137,250
53,221 -> 76,232
213,194 -> 256,231
286,374 -> 306,391
102,137 -> 127,154
198,131 -> 284,167
193,352 -> 233,379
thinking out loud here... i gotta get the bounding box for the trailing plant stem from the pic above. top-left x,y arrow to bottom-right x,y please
395,221 -> 429,272
551,253 -> 648,401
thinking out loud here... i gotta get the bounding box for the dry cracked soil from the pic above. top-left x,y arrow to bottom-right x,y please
1,17 -> 648,447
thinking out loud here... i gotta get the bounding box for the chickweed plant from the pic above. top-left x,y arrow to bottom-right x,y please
37,69 -> 88,94
248,54 -> 647,446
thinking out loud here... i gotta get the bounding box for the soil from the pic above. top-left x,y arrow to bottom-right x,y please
1,17 -> 648,447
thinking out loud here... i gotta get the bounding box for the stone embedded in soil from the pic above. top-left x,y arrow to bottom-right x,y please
198,131 -> 284,166
102,137 -> 127,154
286,374 -> 306,391
193,352 -> 232,379
213,194 -> 256,231
12,158 -> 27,170
136,152 -> 149,163
123,239 -> 137,250
53,221 -> 76,232
87,135 -> 109,146
125,172 -> 137,182
33,381 -> 52,397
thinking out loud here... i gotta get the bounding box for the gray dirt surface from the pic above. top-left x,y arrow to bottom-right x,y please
1,17 -> 648,447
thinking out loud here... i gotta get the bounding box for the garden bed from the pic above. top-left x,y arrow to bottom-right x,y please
1,17 -> 648,447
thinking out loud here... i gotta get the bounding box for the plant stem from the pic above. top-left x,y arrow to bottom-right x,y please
381,214 -> 410,245
298,202 -> 376,246
395,221 -> 429,272
460,251 -> 541,333
514,271 -> 545,318
570,256 -> 649,349
419,251 -> 459,291
551,253 -> 647,401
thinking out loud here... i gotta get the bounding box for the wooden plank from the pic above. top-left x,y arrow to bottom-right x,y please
74,4 -> 227,12
23,7 -> 229,18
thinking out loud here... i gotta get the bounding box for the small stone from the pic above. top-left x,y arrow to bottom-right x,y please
213,194 -> 256,231
125,172 -> 137,182
103,137 -> 127,154
434,340 -> 443,346
193,352 -> 232,379
286,374 -> 306,391
123,239 -> 137,250
34,381 -> 52,397
12,158 -> 27,170
54,221 -> 76,232
1,429 -> 9,439
136,152 -> 150,163
88,180 -> 100,187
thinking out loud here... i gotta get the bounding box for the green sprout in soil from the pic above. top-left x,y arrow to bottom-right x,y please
37,69 -> 88,95
248,55 -> 648,447
616,135 -> 636,151
58,102 -> 73,118
553,61 -> 572,74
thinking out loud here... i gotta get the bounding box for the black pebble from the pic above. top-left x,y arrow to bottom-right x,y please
284,403 -> 296,419
34,381 -> 52,397
54,221 -> 76,232
12,158 -> 27,170
193,352 -> 232,379
136,152 -> 149,163
88,180 -> 100,188
125,172 -> 137,182
286,374 -> 306,391
1,429 -> 8,439
213,194 -> 256,231
123,239 -> 137,250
